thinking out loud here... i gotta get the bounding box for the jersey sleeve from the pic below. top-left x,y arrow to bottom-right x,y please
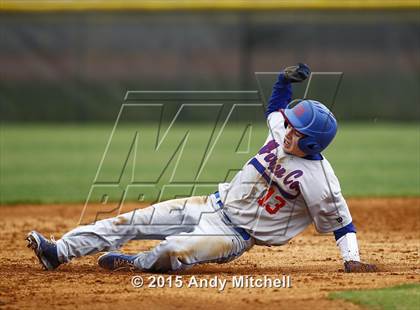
301,162 -> 353,233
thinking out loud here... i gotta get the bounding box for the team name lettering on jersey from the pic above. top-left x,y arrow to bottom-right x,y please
256,139 -> 303,197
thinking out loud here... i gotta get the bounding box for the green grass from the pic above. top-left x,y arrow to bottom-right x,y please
330,283 -> 420,310
1,122 -> 419,204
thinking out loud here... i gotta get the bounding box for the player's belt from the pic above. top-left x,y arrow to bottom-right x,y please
214,191 -> 251,241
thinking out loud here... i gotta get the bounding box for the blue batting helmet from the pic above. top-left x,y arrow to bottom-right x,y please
281,99 -> 338,155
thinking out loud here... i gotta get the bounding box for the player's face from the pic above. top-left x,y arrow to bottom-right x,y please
283,124 -> 306,157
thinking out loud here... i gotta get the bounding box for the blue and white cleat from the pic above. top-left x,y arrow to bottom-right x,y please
98,252 -> 139,271
26,231 -> 61,270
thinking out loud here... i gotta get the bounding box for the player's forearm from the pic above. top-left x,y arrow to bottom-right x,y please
334,222 -> 360,262
336,232 -> 360,262
333,219 -> 377,272
265,73 -> 292,118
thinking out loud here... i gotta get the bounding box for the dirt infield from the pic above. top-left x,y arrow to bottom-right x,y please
1,198 -> 419,310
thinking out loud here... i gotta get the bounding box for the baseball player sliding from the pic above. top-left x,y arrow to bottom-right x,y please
27,63 -> 377,273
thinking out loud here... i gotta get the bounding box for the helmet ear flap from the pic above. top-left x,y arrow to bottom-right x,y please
298,137 -> 322,155
307,143 -> 322,153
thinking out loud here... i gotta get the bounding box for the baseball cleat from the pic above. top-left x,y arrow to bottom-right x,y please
98,252 -> 139,271
26,231 -> 61,270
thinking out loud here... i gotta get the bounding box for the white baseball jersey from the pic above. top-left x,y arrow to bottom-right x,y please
218,111 -> 352,246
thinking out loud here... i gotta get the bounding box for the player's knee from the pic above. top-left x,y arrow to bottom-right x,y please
161,240 -> 191,259
143,240 -> 191,272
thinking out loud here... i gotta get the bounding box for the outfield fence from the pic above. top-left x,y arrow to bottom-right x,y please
0,3 -> 419,122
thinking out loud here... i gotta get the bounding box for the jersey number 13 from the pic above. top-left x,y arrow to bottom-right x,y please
257,187 -> 286,215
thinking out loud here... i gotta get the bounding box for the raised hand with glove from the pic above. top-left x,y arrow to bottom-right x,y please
265,63 -> 311,117
283,63 -> 311,83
